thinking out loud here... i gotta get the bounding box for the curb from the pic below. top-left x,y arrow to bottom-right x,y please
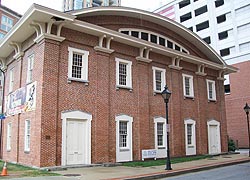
106,158 -> 250,180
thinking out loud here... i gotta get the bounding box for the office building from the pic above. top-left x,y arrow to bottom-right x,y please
155,0 -> 250,148
64,0 -> 121,11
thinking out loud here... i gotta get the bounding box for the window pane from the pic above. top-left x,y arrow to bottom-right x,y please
72,53 -> 83,79
159,37 -> 166,46
217,14 -> 226,24
155,70 -> 162,91
185,77 -> 190,96
179,0 -> 190,9
119,63 -> 127,85
195,6 -> 207,16
196,21 -> 209,31
220,48 -> 230,56
131,31 -> 139,38
180,12 -> 192,22
119,121 -> 127,147
141,32 -> 148,41
187,124 -> 192,145
157,123 -> 164,146
203,36 -> 211,44
215,0 -> 224,8
121,31 -> 129,35
150,34 -> 157,43
167,41 -> 173,48
218,31 -> 228,40
175,45 -> 181,51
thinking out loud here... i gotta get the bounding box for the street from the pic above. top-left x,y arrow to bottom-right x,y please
160,162 -> 250,180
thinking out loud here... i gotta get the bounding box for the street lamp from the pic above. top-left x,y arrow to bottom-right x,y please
161,85 -> 172,170
243,103 -> 250,157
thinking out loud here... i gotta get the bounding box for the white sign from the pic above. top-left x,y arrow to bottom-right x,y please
142,149 -> 157,161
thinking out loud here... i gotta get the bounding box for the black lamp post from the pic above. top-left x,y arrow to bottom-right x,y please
161,85 -> 172,170
243,103 -> 250,157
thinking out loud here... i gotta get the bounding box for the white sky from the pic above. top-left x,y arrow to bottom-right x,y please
1,0 -> 166,15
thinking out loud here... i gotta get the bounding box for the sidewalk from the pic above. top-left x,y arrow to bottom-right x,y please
52,153 -> 250,180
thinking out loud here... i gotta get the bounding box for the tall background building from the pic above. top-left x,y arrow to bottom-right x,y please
64,0 -> 121,11
155,0 -> 250,149
0,0 -> 21,113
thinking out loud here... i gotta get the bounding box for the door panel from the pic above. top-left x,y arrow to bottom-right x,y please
66,120 -> 85,165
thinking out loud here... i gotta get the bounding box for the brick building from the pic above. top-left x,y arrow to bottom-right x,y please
0,4 -> 236,167
225,61 -> 250,148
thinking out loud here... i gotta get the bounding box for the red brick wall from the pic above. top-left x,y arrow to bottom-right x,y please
226,61 -> 250,148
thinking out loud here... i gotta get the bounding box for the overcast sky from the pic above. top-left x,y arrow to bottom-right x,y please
1,0 -> 166,15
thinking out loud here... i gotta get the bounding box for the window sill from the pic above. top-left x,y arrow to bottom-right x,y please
6,149 -> 11,152
153,91 -> 162,95
24,150 -> 30,154
208,99 -> 217,103
116,85 -> 133,92
184,96 -> 194,100
67,78 -> 89,85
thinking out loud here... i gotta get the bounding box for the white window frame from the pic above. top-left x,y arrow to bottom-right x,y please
24,120 -> 31,152
9,68 -> 14,93
182,74 -> 194,98
26,54 -> 34,83
206,79 -> 216,101
152,67 -> 166,93
184,119 -> 196,147
115,58 -> 132,89
7,122 -> 12,151
154,117 -> 166,149
68,47 -> 89,82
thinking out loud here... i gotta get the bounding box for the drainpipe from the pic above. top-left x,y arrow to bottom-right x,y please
0,68 -> 5,159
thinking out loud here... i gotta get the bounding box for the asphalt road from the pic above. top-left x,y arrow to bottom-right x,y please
160,162 -> 250,180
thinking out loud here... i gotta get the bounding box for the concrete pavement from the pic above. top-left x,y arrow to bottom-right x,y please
6,153 -> 250,180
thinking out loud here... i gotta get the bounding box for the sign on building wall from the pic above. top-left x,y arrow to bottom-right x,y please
6,81 -> 37,116
142,149 -> 157,161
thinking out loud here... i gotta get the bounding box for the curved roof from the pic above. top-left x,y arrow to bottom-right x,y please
71,6 -> 225,65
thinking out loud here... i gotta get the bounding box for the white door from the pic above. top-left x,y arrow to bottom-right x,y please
116,115 -> 133,162
209,125 -> 219,154
66,119 -> 85,165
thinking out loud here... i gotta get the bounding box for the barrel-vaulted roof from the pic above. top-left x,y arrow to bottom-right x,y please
0,4 -> 236,74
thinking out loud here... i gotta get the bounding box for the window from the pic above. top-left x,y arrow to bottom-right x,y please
180,12 -> 192,22
9,68 -> 14,92
7,123 -> 12,151
121,31 -> 129,35
150,34 -> 157,43
220,48 -> 230,57
215,0 -> 224,8
195,6 -> 208,16
179,0 -> 190,9
175,45 -> 181,51
157,123 -> 164,146
218,31 -> 228,40
203,37 -> 211,44
141,32 -> 148,41
1,15 -> 13,32
188,27 -> 193,31
224,74 -> 230,94
217,14 -> 226,24
167,41 -> 173,48
119,121 -> 128,148
207,80 -> 216,101
0,32 -> 5,39
68,47 -> 89,82
182,74 -> 194,97
131,31 -> 139,38
196,21 -> 209,32
187,124 -> 193,145
154,117 -> 166,149
27,55 -> 34,83
24,120 -> 31,152
184,119 -> 196,155
152,67 -> 166,93
115,58 -> 132,89
159,37 -> 165,46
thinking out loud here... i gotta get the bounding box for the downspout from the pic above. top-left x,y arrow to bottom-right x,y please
0,68 -> 5,159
